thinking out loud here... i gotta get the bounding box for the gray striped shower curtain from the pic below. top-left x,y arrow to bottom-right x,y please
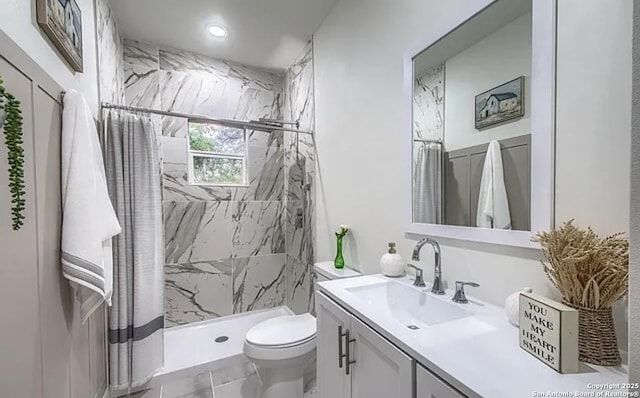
104,110 -> 164,391
413,141 -> 442,224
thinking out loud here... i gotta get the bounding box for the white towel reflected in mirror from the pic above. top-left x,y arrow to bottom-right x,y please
477,140 -> 511,229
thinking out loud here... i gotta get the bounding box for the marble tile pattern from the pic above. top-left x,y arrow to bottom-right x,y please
164,261 -> 232,327
124,39 -> 160,68
123,40 -> 161,109
232,254 -> 287,313
162,371 -> 214,398
121,361 -> 315,398
211,362 -> 256,387
96,0 -> 125,105
158,46 -> 283,120
164,201 -> 234,264
124,63 -> 161,109
163,200 -> 286,325
286,255 -> 314,314
283,41 -> 315,132
121,39 -> 315,325
282,41 -> 316,314
232,201 -> 285,258
413,63 -> 444,140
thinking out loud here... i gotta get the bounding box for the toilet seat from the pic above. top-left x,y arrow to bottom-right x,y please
249,333 -> 316,349
246,313 -> 316,347
243,314 -> 317,362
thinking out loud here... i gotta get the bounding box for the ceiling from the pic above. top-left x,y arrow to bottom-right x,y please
414,0 -> 531,75
108,0 -> 339,71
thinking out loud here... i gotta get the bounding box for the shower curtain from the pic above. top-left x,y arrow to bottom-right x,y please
104,110 -> 164,390
413,142 -> 442,224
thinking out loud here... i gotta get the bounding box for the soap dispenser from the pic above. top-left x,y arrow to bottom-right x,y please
380,242 -> 405,277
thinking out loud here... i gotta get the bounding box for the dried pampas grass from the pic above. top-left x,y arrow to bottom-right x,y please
533,220 -> 628,309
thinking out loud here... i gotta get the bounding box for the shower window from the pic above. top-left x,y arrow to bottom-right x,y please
187,121 -> 248,186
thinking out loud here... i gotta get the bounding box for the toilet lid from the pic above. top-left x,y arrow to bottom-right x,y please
246,313 -> 316,347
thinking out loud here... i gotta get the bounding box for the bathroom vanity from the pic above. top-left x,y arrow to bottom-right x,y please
316,275 -> 627,398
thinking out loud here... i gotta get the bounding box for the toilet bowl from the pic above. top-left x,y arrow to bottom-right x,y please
244,262 -> 361,398
243,313 -> 317,398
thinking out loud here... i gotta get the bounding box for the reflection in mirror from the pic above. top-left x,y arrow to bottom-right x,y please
412,0 -> 532,231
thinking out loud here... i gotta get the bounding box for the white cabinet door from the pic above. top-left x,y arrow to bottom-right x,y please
349,317 -> 414,398
316,292 -> 352,398
416,363 -> 466,398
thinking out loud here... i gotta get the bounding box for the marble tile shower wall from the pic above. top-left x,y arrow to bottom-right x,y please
413,64 -> 444,141
283,41 -> 316,315
96,0 -> 125,105
122,39 -> 315,327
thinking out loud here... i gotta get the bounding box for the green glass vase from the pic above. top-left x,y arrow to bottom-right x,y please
334,235 -> 345,269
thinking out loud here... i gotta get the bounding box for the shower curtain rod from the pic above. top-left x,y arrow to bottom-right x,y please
414,138 -> 442,144
101,102 -> 312,135
256,118 -> 300,128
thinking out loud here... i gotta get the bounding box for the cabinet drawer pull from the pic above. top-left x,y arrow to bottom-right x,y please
345,329 -> 356,375
338,325 -> 347,368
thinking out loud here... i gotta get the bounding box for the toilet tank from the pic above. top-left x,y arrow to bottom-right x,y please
314,261 -> 361,283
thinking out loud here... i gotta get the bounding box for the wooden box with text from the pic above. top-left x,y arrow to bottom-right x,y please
519,292 -> 579,373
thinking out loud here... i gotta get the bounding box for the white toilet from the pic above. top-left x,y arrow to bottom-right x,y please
243,261 -> 361,398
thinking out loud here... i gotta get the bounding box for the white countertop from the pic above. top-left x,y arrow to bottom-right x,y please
317,274 -> 629,398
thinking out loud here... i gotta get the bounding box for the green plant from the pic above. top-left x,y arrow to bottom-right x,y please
0,76 -> 26,230
334,225 -> 349,269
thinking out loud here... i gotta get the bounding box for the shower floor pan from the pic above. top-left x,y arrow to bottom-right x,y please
150,306 -> 293,387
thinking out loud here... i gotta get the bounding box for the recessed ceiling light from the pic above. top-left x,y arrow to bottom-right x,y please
207,25 -> 227,38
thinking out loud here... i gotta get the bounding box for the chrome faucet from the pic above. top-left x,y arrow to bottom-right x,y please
412,237 -> 445,295
406,264 -> 426,287
452,281 -> 480,304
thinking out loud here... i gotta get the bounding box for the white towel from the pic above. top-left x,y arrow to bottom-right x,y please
476,140 -> 511,230
61,90 -> 121,324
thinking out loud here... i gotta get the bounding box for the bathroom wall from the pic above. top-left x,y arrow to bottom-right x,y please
314,0 -> 631,356
96,0 -> 125,105
0,0 -> 100,113
0,0 -> 113,396
444,12 -> 531,151
629,0 -> 640,383
122,39 -> 315,326
555,0 -> 632,354
0,18 -> 106,398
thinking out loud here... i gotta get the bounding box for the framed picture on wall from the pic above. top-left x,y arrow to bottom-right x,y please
475,76 -> 524,130
36,0 -> 84,72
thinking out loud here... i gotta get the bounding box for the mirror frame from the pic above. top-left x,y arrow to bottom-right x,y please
404,0 -> 556,248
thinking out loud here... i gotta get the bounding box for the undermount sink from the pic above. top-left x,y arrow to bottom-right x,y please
346,280 -> 472,327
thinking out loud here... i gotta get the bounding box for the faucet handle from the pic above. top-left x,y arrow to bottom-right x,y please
452,281 -> 479,304
406,264 -> 426,287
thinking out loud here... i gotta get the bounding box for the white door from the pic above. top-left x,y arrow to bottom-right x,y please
349,317 -> 414,398
416,363 -> 467,398
316,292 -> 352,398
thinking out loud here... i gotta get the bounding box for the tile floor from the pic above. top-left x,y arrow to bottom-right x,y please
123,359 -> 317,398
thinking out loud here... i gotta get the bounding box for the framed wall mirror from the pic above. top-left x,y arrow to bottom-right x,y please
405,0 -> 555,248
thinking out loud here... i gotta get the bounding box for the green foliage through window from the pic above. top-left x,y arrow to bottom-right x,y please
189,122 -> 244,155
188,121 -> 246,185
193,156 -> 244,185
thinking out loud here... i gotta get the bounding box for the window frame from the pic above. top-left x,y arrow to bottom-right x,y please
187,121 -> 249,187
